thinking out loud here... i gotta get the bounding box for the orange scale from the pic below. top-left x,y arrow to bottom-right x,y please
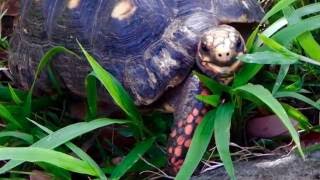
170,129 -> 177,138
192,108 -> 199,116
187,114 -> 194,123
174,146 -> 182,157
184,124 -> 193,135
184,139 -> 191,148
177,136 -> 185,145
168,147 -> 173,154
176,159 -> 184,166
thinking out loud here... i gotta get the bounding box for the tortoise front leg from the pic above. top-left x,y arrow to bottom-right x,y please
166,75 -> 209,175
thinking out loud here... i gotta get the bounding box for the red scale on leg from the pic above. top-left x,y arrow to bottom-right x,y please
184,124 -> 194,136
170,129 -> 177,138
177,136 -> 185,146
166,77 -> 212,175
174,146 -> 182,157
184,139 -> 191,148
187,114 -> 194,123
192,108 -> 199,116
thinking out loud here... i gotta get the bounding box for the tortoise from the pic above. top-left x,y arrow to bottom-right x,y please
9,0 -> 264,175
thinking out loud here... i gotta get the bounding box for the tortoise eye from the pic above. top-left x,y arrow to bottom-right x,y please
236,38 -> 243,51
201,42 -> 210,53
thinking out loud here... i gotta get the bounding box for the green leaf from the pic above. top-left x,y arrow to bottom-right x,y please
0,86 -> 27,102
261,0 -> 297,23
176,110 -> 216,180
234,84 -> 304,158
194,71 -> 230,94
232,64 -> 263,88
29,119 -> 107,180
233,0 -> 312,87
0,118 -> 128,174
258,34 -> 320,66
0,104 -> 23,129
214,103 -> 235,180
273,14 -> 320,47
0,131 -> 33,144
8,84 -> 23,104
238,51 -> 298,65
111,138 -> 155,180
285,3 -> 320,60
275,91 -> 320,110
23,46 -> 78,117
196,95 -> 220,107
0,147 -> 96,176
282,103 -> 312,130
85,72 -> 98,120
272,65 -> 290,95
246,0 -> 297,51
258,34 -> 295,57
77,41 -> 143,137
297,32 -> 320,61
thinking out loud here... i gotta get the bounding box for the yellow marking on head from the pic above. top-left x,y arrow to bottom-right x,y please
68,0 -> 81,9
111,0 -> 137,21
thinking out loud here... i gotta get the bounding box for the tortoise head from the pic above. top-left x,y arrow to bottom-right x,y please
196,25 -> 245,85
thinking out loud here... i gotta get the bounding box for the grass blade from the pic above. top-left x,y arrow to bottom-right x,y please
29,119 -> 107,180
272,65 -> 290,95
0,131 -> 33,144
23,46 -> 78,116
273,14 -> 320,47
0,86 -> 27,102
85,72 -> 98,120
175,110 -> 216,180
196,95 -> 220,107
261,0 -> 297,23
214,103 -> 235,180
282,103 -> 312,130
234,84 -> 304,158
275,91 -> 320,110
258,34 -> 320,66
77,41 -> 143,137
0,147 -> 96,176
111,138 -> 155,180
0,104 -> 23,129
0,118 -> 128,174
246,0 -> 297,51
284,4 -> 320,61
238,51 -> 298,64
8,84 -> 22,104
194,71 -> 230,94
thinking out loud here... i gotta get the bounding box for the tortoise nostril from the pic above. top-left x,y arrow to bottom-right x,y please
218,53 -> 222,57
226,52 -> 230,56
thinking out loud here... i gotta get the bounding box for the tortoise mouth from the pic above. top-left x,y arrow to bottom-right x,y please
195,25 -> 246,84
196,54 -> 243,84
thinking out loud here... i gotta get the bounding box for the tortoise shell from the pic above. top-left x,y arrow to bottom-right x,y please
9,0 -> 264,105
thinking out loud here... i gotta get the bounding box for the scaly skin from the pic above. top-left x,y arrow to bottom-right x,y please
166,75 -> 210,174
167,25 -> 245,175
